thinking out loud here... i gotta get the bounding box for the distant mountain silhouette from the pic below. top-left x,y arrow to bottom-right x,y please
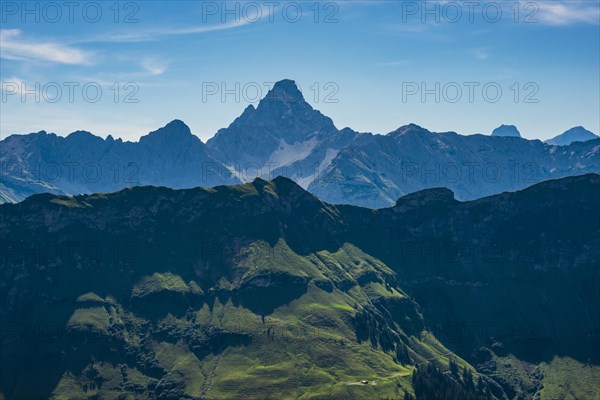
0,120 -> 237,203
309,125 -> 599,207
491,124 -> 521,138
1,79 -> 599,206
545,126 -> 599,146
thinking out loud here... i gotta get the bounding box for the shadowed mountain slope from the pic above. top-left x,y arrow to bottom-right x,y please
1,174 -> 598,399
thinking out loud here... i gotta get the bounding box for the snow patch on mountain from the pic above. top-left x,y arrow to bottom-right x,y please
296,148 -> 340,189
268,138 -> 319,167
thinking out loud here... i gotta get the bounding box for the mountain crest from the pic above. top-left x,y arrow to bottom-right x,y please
163,119 -> 191,133
248,176 -> 322,209
491,124 -> 521,138
67,130 -> 96,139
140,119 -> 196,144
546,126 -> 599,146
263,79 -> 305,104
206,79 -> 338,167
388,123 -> 431,137
394,187 -> 456,209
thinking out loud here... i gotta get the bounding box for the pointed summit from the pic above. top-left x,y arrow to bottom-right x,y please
254,79 -> 317,118
206,79 -> 337,167
163,119 -> 192,134
388,123 -> 431,137
263,79 -> 305,103
140,119 -> 195,144
255,79 -> 309,113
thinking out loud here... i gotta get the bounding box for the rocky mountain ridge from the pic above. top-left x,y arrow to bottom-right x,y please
2,79 -> 599,207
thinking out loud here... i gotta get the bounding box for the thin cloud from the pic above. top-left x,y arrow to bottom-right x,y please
384,1 -> 599,29
141,59 -> 167,76
73,59 -> 169,86
84,21 -> 248,43
377,60 -> 409,67
536,1 -> 600,26
75,8 -> 269,44
384,23 -> 430,34
1,76 -> 27,95
468,48 -> 489,60
0,29 -> 92,65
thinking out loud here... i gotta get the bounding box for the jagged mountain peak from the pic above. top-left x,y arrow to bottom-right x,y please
264,79 -> 304,103
206,79 -> 339,167
388,123 -> 431,137
140,119 -> 197,145
255,79 -> 312,114
241,103 -> 256,114
160,119 -> 193,135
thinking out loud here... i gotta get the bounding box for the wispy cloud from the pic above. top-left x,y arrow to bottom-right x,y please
0,29 -> 92,65
384,23 -> 429,34
141,59 -> 167,76
468,48 -> 489,60
75,9 -> 267,44
536,1 -> 600,26
73,58 -> 169,87
83,21 -> 248,43
1,76 -> 27,95
377,60 -> 409,67
383,0 -> 599,29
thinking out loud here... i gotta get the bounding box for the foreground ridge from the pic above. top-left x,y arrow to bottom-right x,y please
1,174 -> 598,399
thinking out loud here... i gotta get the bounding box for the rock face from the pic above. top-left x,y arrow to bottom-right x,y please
205,79 -> 373,186
207,79 -> 337,164
0,120 -> 238,202
545,126 -> 599,146
0,174 -> 598,399
1,80 -> 599,207
491,124 -> 521,138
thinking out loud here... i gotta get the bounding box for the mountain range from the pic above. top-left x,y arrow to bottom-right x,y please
0,120 -> 237,204
1,174 -> 598,399
1,79 -> 599,207
309,124 -> 599,207
545,126 -> 600,146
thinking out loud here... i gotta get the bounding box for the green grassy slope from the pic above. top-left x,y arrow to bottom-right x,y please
0,175 -> 598,399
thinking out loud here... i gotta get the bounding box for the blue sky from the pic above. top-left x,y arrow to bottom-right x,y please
1,0 -> 599,141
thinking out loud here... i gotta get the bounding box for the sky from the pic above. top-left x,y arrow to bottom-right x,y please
1,0 -> 599,142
